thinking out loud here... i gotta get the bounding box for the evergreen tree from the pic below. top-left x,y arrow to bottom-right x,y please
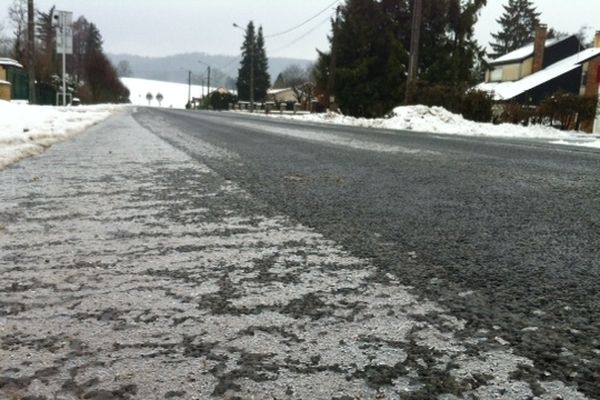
315,0 -> 486,117
489,0 -> 541,57
332,0 -> 407,117
273,73 -> 285,89
254,26 -> 270,101
419,0 -> 488,85
236,21 -> 270,102
236,21 -> 254,102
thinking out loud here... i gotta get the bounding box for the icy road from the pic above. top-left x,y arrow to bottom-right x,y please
1,108 -> 599,399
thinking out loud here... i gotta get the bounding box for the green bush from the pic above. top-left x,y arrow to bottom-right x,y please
208,92 -> 237,111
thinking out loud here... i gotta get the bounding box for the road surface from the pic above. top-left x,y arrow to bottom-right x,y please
1,108 -> 599,399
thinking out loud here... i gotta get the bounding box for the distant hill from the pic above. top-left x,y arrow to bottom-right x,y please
108,52 -> 314,89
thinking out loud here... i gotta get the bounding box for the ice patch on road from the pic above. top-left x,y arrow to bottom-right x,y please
228,118 -> 440,155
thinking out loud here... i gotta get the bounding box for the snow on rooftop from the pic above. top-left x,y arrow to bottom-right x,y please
267,88 -> 293,94
0,58 -> 23,68
477,48 -> 600,101
121,77 -> 217,109
491,37 -> 561,64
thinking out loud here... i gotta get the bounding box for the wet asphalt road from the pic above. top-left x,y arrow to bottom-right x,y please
1,107 -> 599,399
138,108 -> 600,397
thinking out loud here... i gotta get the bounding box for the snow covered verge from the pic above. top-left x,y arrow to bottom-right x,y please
258,105 -> 600,149
0,101 -> 123,170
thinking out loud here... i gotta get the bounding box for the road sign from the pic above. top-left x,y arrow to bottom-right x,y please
52,10 -> 72,27
56,27 -> 73,54
53,10 -> 73,106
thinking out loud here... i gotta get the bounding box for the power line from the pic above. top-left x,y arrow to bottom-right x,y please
222,3 -> 340,73
270,12 -> 334,55
220,55 -> 241,70
265,0 -> 340,39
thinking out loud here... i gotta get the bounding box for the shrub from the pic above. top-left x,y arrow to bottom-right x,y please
209,92 -> 237,110
460,90 -> 493,123
499,102 -> 534,126
536,92 -> 598,130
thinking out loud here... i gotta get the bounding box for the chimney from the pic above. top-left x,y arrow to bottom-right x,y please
595,31 -> 600,48
533,24 -> 548,73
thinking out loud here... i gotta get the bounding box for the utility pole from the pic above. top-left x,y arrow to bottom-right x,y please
406,0 -> 423,103
61,24 -> 66,106
326,6 -> 341,112
187,70 -> 191,106
207,66 -> 211,101
250,38 -> 254,113
27,0 -> 35,104
198,60 -> 213,104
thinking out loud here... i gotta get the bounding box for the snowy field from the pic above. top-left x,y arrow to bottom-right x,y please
0,101 -> 122,170
121,77 -> 215,109
259,105 -> 600,149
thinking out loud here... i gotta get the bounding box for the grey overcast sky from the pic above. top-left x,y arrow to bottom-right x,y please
1,0 -> 599,61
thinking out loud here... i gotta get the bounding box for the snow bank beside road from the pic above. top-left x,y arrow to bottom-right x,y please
262,105 -> 600,149
0,101 -> 122,170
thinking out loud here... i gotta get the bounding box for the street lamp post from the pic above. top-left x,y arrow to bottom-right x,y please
187,70 -> 191,106
233,23 -> 254,113
179,68 -> 192,107
198,60 -> 212,102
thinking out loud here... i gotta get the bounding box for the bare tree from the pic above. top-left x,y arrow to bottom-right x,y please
8,0 -> 27,62
0,22 -> 14,57
116,60 -> 133,77
146,92 -> 153,105
575,25 -> 594,48
156,92 -> 163,107
273,64 -> 309,89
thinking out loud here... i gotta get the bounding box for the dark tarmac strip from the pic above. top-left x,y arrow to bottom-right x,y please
0,107 -> 598,399
141,108 -> 600,398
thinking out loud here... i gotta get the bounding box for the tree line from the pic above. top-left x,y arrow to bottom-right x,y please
235,0 -> 594,120
0,0 -> 128,104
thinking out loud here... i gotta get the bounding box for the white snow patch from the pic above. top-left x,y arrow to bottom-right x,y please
552,139 -> 600,149
256,105 -> 600,149
0,100 -> 121,170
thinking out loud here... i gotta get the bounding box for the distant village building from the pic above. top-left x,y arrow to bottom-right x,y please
0,58 -> 29,102
266,83 -> 315,111
266,88 -> 298,104
477,27 -> 600,104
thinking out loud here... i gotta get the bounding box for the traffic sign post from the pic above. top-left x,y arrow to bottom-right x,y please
53,10 -> 73,106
